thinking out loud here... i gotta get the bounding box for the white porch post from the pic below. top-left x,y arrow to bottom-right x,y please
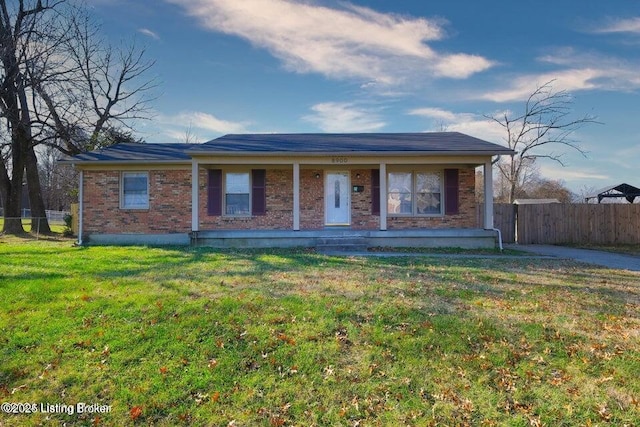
379,163 -> 387,231
192,160 -> 199,232
483,159 -> 494,229
293,162 -> 300,231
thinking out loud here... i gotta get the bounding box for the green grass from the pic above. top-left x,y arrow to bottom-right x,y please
1,237 -> 638,426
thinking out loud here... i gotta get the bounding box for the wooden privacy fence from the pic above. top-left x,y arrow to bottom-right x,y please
478,203 -> 640,244
476,204 -> 516,243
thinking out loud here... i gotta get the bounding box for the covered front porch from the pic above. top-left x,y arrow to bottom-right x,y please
183,132 -> 512,249
188,154 -> 499,248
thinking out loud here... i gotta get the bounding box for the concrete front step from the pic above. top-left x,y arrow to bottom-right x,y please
316,237 -> 369,252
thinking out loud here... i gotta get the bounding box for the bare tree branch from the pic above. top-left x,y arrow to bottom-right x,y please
484,80 -> 600,203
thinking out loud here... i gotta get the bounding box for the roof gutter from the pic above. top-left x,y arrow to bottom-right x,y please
186,150 -> 515,157
57,160 -> 193,166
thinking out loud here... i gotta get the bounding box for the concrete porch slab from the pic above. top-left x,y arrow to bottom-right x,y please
191,228 -> 498,249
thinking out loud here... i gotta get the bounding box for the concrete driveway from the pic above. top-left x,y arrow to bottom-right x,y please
508,244 -> 640,272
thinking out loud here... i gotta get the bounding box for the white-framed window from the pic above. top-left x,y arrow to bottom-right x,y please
225,172 -> 250,215
121,172 -> 149,209
387,171 -> 442,216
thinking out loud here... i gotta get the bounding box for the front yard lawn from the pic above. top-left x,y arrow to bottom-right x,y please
1,237 -> 638,426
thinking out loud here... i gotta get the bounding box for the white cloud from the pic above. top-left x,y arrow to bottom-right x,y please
138,28 -> 160,40
594,17 -> 640,34
178,111 -> 248,134
408,107 -> 506,143
479,69 -> 603,102
408,107 -> 458,122
166,0 -> 494,84
303,102 -> 385,132
478,50 -> 640,102
538,164 -> 609,182
152,111 -> 250,142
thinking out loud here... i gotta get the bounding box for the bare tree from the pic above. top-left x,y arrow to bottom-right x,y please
524,177 -> 574,203
486,80 -> 599,203
33,9 -> 156,155
0,0 -> 58,233
182,122 -> 201,144
0,0 -> 155,234
37,143 -> 77,210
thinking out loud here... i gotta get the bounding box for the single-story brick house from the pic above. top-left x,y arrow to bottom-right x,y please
61,132 -> 513,248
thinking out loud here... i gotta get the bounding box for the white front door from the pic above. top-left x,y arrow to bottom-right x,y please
325,171 -> 350,225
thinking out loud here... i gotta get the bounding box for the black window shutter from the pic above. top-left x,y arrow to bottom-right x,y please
252,169 -> 266,216
207,169 -> 222,216
371,169 -> 380,215
444,168 -> 459,215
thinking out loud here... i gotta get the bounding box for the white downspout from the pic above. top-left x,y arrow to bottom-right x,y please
77,169 -> 84,245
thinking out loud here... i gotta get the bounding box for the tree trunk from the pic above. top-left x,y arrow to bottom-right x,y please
0,148 -> 26,235
25,146 -> 51,234
2,190 -> 25,234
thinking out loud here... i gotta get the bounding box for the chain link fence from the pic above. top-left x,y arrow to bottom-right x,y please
0,209 -> 71,238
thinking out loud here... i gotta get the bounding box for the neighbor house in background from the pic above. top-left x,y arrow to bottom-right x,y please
61,133 -> 513,248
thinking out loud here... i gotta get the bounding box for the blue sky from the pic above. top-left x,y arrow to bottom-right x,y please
89,0 -> 640,193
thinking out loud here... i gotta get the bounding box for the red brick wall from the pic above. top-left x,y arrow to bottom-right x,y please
83,169 -> 191,235
199,168 -> 293,230
83,166 -> 477,235
350,169 -> 379,230
300,169 -> 325,229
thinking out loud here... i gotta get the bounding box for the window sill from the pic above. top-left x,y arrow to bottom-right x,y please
388,214 -> 443,218
222,216 -> 252,221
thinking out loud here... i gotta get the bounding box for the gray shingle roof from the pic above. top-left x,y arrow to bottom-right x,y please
61,133 -> 514,164
59,143 -> 201,164
191,132 -> 513,154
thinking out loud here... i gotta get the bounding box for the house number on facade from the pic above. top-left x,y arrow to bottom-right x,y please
331,157 -> 349,164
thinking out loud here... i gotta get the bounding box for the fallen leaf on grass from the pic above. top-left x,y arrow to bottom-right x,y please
597,403 -> 611,421
276,332 -> 296,345
130,406 -> 143,421
11,384 -> 27,394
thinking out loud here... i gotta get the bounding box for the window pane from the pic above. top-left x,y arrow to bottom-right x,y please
417,173 -> 440,193
226,194 -> 250,215
416,172 -> 441,214
388,172 -> 412,214
226,173 -> 250,194
122,173 -> 148,209
124,176 -> 147,192
416,193 -> 441,214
